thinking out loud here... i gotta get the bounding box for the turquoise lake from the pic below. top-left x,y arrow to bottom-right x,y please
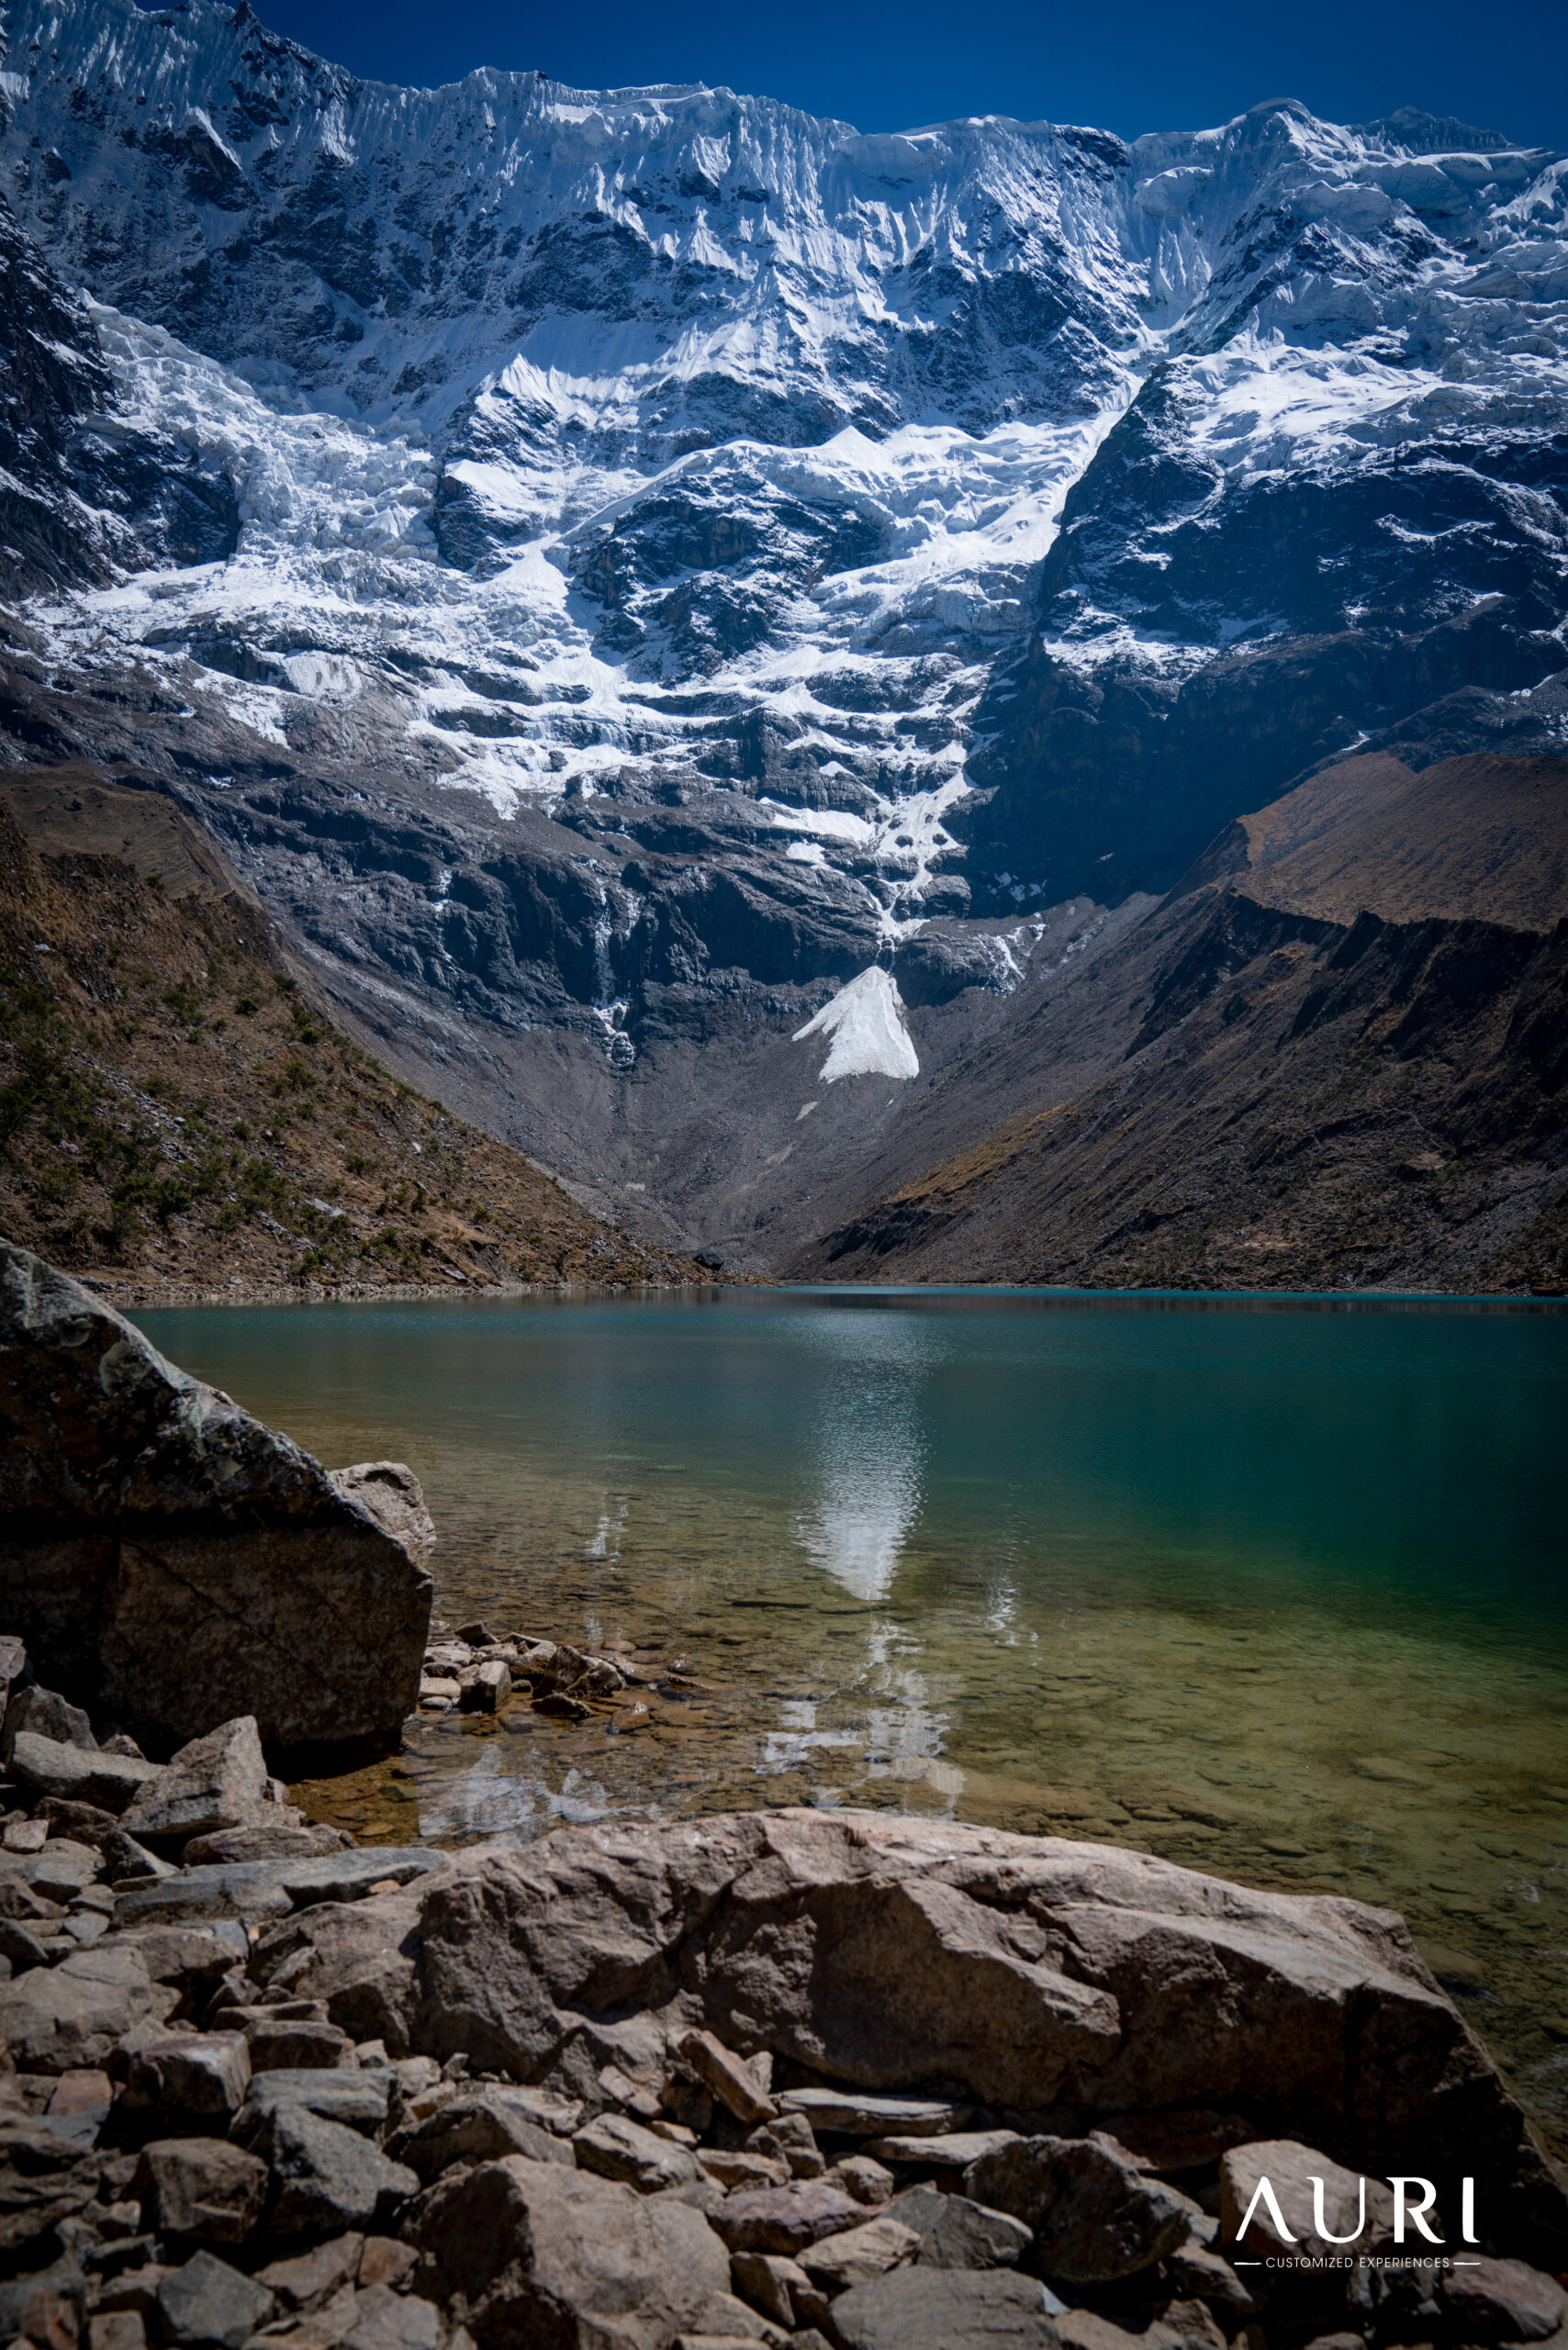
133,1286 -> 1568,2140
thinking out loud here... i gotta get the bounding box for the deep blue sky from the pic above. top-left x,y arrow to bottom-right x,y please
259,0 -> 1566,149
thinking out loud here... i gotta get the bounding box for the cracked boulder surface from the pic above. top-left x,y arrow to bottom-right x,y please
0,1241 -> 432,1753
254,1808 -> 1568,2266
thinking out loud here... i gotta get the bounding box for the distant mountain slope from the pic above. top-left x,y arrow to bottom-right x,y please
1,4 -> 1564,1267
792,753 -> 1568,1293
0,765 -> 704,1293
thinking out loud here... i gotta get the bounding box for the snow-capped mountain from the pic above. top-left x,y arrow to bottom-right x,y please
2,0 -> 1565,1263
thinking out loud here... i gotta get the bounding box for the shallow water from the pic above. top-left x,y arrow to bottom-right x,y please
133,1286 -> 1568,2141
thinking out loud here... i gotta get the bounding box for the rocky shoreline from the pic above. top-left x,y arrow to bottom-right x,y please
4,1241 -> 1567,2348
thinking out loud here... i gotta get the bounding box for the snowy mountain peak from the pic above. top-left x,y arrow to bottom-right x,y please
1,0 -> 1563,1125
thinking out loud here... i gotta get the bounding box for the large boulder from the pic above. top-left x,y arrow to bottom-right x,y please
278,1810 -> 1566,2266
0,1243 -> 432,1753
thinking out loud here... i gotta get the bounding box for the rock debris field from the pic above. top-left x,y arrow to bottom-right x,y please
3,1246 -> 1568,2347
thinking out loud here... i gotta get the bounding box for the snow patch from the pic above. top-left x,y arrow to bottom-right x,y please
792,967 -> 919,1084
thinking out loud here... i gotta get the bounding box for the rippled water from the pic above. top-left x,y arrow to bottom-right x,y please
133,1287 -> 1568,2140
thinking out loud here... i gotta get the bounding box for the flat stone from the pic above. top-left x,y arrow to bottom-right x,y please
127,2032 -> 252,2120
700,2149 -> 790,2189
407,2154 -> 729,2350
1439,2255 -> 1568,2341
263,2106 -> 420,2238
183,1824 -> 352,1865
139,2139 -> 270,2244
245,2018 -> 353,2072
574,2109 -> 704,2191
232,2066 -> 399,2146
120,1719 -> 268,1842
888,2186 -> 1032,2269
391,2088 -> 577,2181
965,2137 -> 1192,2284
831,2267 -> 1059,2349
157,2252 -> 275,2350
778,2089 -> 972,2137
8,1735 -> 163,1814
800,2215 -> 921,2291
1218,2141 -> 1396,2263
113,1847 -> 445,1930
710,2182 -> 868,2255
868,2131 -> 1021,2167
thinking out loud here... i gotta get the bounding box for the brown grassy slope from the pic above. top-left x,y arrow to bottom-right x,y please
0,768 -> 706,1293
792,755 -> 1568,1295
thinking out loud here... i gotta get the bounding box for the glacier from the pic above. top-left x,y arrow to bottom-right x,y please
1,0 -> 1565,1264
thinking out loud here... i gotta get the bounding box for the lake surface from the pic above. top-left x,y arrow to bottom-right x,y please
133,1286 -> 1568,2140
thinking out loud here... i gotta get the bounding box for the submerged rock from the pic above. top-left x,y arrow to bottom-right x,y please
0,1242 -> 433,1753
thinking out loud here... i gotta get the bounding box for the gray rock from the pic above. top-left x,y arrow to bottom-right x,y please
799,2214 -> 921,2291
330,1463 -> 436,1556
126,2031 -> 252,2120
0,2260 -> 90,2350
255,2232 -> 365,2311
232,2066 -> 400,2146
888,2186 -> 1032,2269
183,1823 -> 353,1864
103,1827 -> 178,1883
458,1660 -> 511,1712
0,1242 -> 432,1752
292,1809 -> 1568,2267
119,1718 -> 268,1842
9,1731 -> 162,1813
574,2109 -> 705,2191
831,2267 -> 1061,2349
868,2131 -> 1022,2167
138,2137 -> 270,2243
157,2251 -> 275,2349
1439,2257 -> 1567,2343
244,2017 -> 353,2072
778,2090 -> 972,2137
964,2138 -> 1192,2284
112,1846 -> 445,1930
710,2182 -> 869,2255
0,1937 -> 178,2070
408,2154 -> 730,2350
391,2088 -> 578,2181
1217,2141 -> 1396,2263
17,1835 -> 102,1903
341,2281 -> 442,2350
260,2104 -> 420,2238
4,1683 -> 98,1761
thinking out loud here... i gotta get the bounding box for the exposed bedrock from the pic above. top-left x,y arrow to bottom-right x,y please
0,1242 -> 432,1754
255,1808 -> 1568,2266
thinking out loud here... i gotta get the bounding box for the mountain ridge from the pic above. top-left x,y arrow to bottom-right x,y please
1,2 -> 1564,1280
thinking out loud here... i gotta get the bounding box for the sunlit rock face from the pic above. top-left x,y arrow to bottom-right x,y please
2,7 -> 1564,1254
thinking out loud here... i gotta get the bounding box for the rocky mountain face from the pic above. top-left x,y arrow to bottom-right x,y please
0,768 -> 707,1294
0,0 -> 1564,1272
